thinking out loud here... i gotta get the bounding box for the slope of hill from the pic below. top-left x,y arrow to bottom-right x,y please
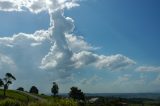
0,89 -> 78,106
0,89 -> 37,102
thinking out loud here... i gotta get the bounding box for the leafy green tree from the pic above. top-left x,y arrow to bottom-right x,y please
69,87 -> 85,101
0,73 -> 16,96
29,86 -> 39,94
51,82 -> 59,96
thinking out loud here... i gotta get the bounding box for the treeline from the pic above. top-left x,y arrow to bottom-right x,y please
0,73 -> 85,101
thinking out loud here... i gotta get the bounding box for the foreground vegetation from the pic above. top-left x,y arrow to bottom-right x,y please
0,89 -> 78,106
0,98 -> 78,106
0,89 -> 36,102
29,98 -> 78,106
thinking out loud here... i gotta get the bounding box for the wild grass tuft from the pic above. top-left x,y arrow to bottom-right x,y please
28,98 -> 78,106
0,98 -> 22,106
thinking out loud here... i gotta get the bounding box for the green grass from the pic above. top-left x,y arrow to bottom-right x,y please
1,90 -> 160,106
0,89 -> 78,106
0,89 -> 36,102
0,97 -> 78,106
0,98 -> 23,106
31,93 -> 52,100
28,98 -> 78,106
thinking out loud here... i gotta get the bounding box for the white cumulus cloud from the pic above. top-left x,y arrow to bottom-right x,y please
66,34 -> 98,52
136,66 -> 160,72
0,0 -> 21,11
96,54 -> 136,71
0,0 -> 136,85
0,0 -> 79,13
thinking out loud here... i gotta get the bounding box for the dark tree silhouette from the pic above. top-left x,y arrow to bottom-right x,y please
17,87 -> 24,91
0,79 -> 4,87
0,73 -> 16,96
51,82 -> 59,96
29,86 -> 39,94
69,87 -> 85,101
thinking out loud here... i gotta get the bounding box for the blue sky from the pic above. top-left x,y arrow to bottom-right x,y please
65,0 -> 160,64
0,0 -> 160,93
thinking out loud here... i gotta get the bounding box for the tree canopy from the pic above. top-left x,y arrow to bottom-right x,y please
17,87 -> 24,91
29,86 -> 39,94
51,82 -> 59,96
69,87 -> 85,101
0,73 -> 16,96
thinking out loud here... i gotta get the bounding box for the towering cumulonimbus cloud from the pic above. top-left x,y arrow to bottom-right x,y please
40,1 -> 135,74
0,0 -> 136,80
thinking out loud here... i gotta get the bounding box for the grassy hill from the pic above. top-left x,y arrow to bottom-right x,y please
0,89 -> 78,106
0,89 -> 36,102
1,89 -> 160,106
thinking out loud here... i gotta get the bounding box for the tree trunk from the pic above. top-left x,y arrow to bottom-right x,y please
3,84 -> 7,97
3,86 -> 6,97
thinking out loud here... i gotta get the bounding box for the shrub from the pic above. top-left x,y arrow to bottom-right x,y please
17,87 -> 24,91
69,87 -> 85,101
29,86 -> 38,94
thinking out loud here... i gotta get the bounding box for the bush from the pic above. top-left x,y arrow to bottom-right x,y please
69,87 -> 85,101
0,98 -> 22,106
17,87 -> 24,91
29,86 -> 38,94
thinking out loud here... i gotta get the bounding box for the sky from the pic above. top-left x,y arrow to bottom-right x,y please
0,0 -> 160,93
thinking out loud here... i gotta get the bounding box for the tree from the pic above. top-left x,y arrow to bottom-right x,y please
17,87 -> 24,91
0,79 -> 4,87
0,73 -> 16,96
51,82 -> 59,96
69,87 -> 85,101
29,86 -> 39,94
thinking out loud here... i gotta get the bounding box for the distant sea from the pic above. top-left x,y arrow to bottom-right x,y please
59,93 -> 160,100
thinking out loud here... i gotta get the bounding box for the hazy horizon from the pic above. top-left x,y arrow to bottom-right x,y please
0,0 -> 160,94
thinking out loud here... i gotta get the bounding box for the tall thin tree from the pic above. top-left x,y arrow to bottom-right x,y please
0,73 -> 16,96
51,82 -> 59,96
